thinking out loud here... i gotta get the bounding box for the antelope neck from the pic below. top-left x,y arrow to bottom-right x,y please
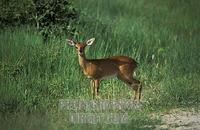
78,53 -> 89,69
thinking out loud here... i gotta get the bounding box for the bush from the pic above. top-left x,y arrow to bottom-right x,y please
0,0 -> 78,42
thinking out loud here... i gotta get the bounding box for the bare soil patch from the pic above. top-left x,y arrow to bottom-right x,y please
153,108 -> 200,130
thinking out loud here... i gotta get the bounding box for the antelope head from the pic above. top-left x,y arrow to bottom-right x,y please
66,38 -> 95,56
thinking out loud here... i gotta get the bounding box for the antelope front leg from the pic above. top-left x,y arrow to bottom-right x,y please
94,79 -> 100,98
133,90 -> 138,101
90,80 -> 95,99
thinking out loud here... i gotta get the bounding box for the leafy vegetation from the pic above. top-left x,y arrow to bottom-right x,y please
0,0 -> 78,42
0,0 -> 200,129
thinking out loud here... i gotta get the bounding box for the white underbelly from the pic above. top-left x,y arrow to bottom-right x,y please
100,73 -> 117,80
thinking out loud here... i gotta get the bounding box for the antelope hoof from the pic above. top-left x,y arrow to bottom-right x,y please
96,95 -> 101,99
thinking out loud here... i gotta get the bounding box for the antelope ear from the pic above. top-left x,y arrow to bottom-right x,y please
86,38 -> 95,46
66,39 -> 76,46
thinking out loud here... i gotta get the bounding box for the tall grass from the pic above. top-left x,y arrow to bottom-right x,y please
1,0 -> 200,129
73,0 -> 200,106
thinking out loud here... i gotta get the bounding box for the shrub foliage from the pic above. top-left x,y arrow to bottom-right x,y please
0,0 -> 78,41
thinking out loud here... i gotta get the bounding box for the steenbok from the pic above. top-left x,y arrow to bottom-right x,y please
67,38 -> 142,101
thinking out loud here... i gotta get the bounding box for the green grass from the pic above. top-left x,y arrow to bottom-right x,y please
1,0 -> 200,129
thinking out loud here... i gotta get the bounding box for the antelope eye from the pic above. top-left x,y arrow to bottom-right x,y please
75,46 -> 78,49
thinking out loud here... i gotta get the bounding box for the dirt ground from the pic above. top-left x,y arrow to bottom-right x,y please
152,108 -> 200,130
